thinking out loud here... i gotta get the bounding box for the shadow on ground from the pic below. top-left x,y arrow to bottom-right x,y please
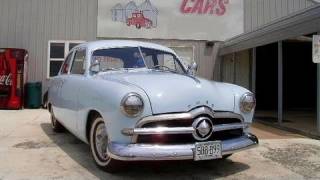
40,123 -> 250,179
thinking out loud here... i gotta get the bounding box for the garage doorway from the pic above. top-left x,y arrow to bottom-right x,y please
255,39 -> 317,136
255,43 -> 278,120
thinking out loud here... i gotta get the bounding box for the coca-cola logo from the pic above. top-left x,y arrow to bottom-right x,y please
0,74 -> 12,86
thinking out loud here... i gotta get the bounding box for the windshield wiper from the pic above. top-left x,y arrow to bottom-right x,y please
150,65 -> 178,73
101,68 -> 122,72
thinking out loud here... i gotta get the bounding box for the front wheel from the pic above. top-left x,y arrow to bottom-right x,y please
89,116 -> 121,172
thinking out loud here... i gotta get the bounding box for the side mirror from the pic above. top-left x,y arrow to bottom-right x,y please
89,60 -> 100,73
187,62 -> 198,75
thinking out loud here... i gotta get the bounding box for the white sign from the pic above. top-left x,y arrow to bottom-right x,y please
313,35 -> 320,63
97,0 -> 244,41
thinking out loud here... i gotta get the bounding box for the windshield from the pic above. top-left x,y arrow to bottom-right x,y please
140,47 -> 186,74
91,47 -> 185,73
92,47 -> 146,71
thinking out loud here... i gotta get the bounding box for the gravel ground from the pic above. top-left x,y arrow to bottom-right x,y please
0,109 -> 319,180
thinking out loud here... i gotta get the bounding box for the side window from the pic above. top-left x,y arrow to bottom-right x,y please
143,55 -> 154,67
157,54 -> 176,69
60,52 -> 73,74
70,50 -> 86,75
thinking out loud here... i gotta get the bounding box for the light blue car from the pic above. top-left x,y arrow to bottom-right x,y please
48,40 -> 258,172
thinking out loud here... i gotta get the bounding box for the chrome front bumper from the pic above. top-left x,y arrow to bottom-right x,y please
107,133 -> 258,161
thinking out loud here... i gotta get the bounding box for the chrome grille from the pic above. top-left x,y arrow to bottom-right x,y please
136,117 -> 244,144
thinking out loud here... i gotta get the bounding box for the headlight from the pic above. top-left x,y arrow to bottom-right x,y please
121,93 -> 144,117
240,92 -> 256,113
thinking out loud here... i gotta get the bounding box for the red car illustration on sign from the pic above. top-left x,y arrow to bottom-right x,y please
126,12 -> 153,29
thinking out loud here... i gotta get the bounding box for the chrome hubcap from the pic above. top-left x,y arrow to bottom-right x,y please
95,123 -> 109,160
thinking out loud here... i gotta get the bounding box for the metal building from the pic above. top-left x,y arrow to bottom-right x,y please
219,0 -> 320,137
0,0 -> 320,136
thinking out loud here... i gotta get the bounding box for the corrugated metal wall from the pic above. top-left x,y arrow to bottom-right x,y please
244,0 -> 316,32
220,50 -> 251,89
0,0 -> 97,89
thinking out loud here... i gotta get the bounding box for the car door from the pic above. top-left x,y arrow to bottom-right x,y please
61,48 -> 87,135
50,51 -> 73,124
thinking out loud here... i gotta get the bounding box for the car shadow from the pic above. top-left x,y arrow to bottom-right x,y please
40,123 -> 250,179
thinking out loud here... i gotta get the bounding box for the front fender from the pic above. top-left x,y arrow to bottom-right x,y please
77,77 -> 153,144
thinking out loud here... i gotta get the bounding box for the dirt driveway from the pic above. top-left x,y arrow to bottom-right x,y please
0,109 -> 319,180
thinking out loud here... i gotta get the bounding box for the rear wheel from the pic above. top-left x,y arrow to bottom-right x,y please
89,116 -> 121,172
50,107 -> 64,133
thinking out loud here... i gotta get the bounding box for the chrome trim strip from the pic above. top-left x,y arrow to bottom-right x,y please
136,106 -> 215,128
107,133 -> 258,161
133,127 -> 194,135
122,123 -> 245,136
213,123 -> 247,132
213,112 -> 244,121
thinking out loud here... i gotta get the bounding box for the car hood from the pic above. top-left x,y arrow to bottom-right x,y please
97,71 -> 235,114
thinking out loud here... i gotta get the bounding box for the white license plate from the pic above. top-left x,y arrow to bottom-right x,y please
194,141 -> 222,161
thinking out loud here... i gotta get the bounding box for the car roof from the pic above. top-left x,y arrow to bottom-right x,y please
76,40 -> 176,54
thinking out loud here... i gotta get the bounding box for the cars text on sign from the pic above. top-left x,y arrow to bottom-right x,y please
180,0 -> 229,15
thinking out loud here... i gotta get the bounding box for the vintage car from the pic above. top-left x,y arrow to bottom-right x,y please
48,40 -> 258,172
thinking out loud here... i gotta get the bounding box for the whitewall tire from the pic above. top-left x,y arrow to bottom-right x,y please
50,107 -> 64,132
89,116 -> 121,172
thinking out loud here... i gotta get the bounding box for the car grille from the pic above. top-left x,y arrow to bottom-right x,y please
136,117 -> 244,144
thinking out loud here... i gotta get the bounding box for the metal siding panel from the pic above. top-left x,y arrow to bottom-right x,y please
22,0 -> 32,49
35,0 -> 46,81
43,0 -> 53,84
235,50 -> 250,89
87,0 -> 97,41
288,0 -> 295,14
257,0 -> 264,28
251,0 -> 258,31
276,0 -> 283,20
65,0 -> 73,39
79,0 -> 88,38
244,0 -> 250,32
281,0 -> 289,17
300,0 -> 306,9
263,0 -> 270,25
7,0 -> 17,47
15,0 -> 24,48
73,0 -> 81,39
0,0 -> 9,46
221,4 -> 320,55
53,0 -> 60,39
58,0 -> 67,39
294,0 -> 301,11
270,0 -> 277,21
306,0 -> 316,7
28,0 -> 39,81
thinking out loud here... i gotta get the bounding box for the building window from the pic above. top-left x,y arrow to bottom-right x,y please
47,40 -> 84,78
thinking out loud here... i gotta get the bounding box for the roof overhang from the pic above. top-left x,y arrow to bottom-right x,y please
220,4 -> 320,56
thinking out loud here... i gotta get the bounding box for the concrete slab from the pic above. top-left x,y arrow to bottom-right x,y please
0,109 -> 319,180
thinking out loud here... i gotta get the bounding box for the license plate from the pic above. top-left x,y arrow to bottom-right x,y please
194,141 -> 222,161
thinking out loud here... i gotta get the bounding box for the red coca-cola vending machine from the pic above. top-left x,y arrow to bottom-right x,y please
0,48 -> 28,109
